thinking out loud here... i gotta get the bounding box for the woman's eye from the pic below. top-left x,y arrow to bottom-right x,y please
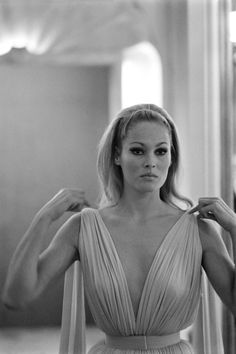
156,148 -> 168,155
130,148 -> 144,155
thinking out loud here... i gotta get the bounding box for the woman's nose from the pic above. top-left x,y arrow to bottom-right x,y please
144,162 -> 156,168
144,155 -> 157,168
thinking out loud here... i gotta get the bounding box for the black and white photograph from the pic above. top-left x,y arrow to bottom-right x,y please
0,1 -> 236,353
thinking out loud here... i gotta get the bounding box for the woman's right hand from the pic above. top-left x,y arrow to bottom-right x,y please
37,188 -> 89,222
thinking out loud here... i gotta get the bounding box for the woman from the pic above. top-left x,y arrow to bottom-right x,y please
3,104 -> 236,353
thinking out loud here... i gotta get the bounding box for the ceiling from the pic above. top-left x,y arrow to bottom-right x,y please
0,0 -> 158,65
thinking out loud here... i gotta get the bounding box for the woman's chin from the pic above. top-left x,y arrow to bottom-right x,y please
138,185 -> 159,194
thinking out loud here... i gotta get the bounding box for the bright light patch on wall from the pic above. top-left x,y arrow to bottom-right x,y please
0,30 -> 43,56
121,42 -> 163,108
230,11 -> 236,43
0,41 -> 12,56
0,32 -> 28,55
11,32 -> 28,49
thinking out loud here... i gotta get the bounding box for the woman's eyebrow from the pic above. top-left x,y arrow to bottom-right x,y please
130,141 -> 168,146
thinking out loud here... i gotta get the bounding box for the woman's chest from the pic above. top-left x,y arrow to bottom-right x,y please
103,221 -> 175,314
109,220 -> 168,265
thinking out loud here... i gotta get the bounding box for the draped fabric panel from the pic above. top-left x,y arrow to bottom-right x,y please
191,272 -> 224,354
59,261 -> 86,354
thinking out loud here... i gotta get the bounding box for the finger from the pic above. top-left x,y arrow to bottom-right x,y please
83,200 -> 90,207
197,211 -> 216,221
188,205 -> 200,214
198,197 -> 219,202
188,197 -> 219,214
69,204 -> 81,212
69,203 -> 83,212
189,203 -> 215,218
197,205 -> 217,220
69,199 -> 90,212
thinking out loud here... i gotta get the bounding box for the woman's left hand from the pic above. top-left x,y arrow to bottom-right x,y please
189,197 -> 236,233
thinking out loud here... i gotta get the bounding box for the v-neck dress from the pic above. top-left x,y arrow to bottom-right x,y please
75,207 -> 202,353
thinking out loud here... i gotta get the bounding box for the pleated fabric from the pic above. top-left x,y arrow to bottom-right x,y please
59,208 -> 223,353
59,260 -> 86,354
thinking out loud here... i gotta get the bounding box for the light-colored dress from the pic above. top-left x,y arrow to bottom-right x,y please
59,208 -> 222,353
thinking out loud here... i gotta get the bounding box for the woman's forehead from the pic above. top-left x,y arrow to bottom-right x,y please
124,121 -> 170,143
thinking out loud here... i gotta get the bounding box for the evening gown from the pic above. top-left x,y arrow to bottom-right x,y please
59,207 -> 220,353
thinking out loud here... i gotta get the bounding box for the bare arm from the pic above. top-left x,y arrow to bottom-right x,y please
190,197 -> 236,315
2,189 -> 88,310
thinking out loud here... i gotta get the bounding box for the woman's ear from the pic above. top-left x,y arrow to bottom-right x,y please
114,157 -> 120,165
114,147 -> 121,165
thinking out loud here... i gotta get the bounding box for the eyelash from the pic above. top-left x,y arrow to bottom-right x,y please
130,148 -> 168,156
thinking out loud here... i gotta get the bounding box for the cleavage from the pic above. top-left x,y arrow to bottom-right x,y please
107,223 -> 166,317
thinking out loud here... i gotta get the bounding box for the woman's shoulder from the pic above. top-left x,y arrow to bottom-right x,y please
65,207 -> 97,228
80,206 -> 114,225
62,212 -> 83,238
160,204 -> 188,220
97,205 -> 119,224
80,206 -> 98,216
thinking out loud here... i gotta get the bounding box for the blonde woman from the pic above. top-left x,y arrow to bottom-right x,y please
3,104 -> 236,353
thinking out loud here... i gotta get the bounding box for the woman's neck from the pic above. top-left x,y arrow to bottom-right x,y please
116,191 -> 167,220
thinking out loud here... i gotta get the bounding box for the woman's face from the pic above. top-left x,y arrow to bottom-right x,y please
116,121 -> 172,195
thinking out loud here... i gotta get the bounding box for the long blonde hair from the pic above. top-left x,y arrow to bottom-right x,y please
97,104 -> 192,209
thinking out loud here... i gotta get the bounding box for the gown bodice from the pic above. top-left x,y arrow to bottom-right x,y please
77,208 -> 202,353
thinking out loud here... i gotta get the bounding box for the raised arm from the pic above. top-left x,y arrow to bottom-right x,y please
189,197 -> 236,316
2,188 -> 88,310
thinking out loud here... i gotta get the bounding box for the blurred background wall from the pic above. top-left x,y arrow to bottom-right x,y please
0,63 -> 109,325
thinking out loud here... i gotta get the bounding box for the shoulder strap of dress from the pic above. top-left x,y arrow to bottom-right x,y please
59,260 -> 86,354
190,214 -> 224,354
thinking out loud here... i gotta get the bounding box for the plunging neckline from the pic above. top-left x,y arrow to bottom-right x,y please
94,208 -> 188,324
